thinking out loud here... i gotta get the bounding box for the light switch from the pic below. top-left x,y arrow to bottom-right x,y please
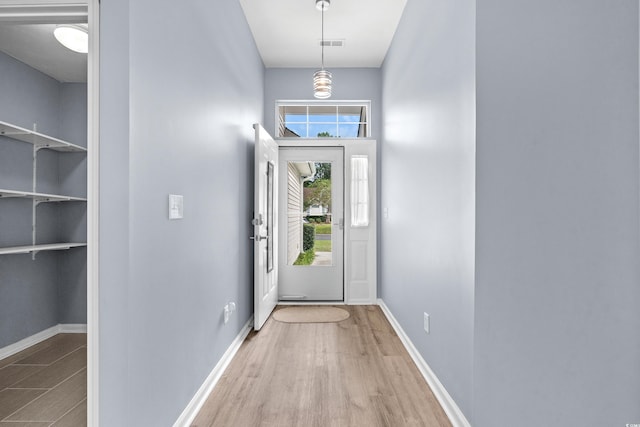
169,194 -> 183,219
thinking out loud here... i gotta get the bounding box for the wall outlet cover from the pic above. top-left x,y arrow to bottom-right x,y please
223,304 -> 230,324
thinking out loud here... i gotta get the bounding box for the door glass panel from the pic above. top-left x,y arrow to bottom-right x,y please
286,161 -> 332,266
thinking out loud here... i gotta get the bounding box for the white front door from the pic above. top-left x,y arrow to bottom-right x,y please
278,147 -> 344,301
253,124 -> 278,330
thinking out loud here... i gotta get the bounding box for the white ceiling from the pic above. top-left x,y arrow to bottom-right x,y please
0,0 -> 407,83
239,0 -> 408,68
0,23 -> 87,83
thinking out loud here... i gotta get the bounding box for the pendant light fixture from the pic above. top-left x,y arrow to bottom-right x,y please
313,0 -> 332,99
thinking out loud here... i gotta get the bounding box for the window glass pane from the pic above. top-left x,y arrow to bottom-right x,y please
308,106 -> 336,123
351,156 -> 369,227
338,124 -> 361,138
284,123 -> 307,138
282,105 -> 307,122
338,105 -> 365,122
309,123 -> 338,138
338,114 -> 361,123
308,116 -> 336,124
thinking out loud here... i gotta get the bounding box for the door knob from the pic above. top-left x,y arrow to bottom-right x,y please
250,235 -> 268,241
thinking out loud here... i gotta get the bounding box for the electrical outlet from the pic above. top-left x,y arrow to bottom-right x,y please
223,304 -> 230,324
423,312 -> 430,334
223,302 -> 236,325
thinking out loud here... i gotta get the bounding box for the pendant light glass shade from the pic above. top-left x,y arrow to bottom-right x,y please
53,24 -> 88,53
313,69 -> 332,99
313,1 -> 332,98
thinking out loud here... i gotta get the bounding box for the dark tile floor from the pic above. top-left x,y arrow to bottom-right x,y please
0,334 -> 86,426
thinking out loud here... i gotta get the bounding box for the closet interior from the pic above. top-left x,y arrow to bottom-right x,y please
0,15 -> 88,425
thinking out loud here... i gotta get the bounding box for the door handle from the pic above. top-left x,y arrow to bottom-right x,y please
250,235 -> 268,241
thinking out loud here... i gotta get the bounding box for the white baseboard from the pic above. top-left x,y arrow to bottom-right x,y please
173,316 -> 254,427
0,323 -> 88,361
377,299 -> 471,427
59,323 -> 88,333
278,301 -> 345,305
346,299 -> 378,305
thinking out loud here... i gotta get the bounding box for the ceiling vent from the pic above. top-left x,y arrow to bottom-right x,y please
320,39 -> 345,47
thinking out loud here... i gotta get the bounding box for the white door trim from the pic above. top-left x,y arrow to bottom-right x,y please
277,139 -> 377,304
87,0 -> 100,424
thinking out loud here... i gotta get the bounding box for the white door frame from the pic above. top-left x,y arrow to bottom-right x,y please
278,139 -> 377,304
277,147 -> 345,301
87,1 -> 99,424
0,1 -> 100,424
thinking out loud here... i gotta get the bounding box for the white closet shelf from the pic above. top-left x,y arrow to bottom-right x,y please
0,121 -> 87,152
0,189 -> 87,202
0,243 -> 87,256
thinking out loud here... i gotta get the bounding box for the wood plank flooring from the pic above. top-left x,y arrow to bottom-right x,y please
192,305 -> 452,427
0,334 -> 86,426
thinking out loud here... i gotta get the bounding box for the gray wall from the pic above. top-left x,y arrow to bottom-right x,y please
99,0 -> 264,424
380,0 -> 476,418
475,1 -> 640,426
0,52 -> 87,347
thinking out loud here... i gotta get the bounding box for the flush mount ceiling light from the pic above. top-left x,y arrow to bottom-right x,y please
53,24 -> 88,54
315,0 -> 330,11
313,1 -> 332,99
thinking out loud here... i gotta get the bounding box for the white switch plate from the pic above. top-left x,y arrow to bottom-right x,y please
423,312 -> 430,334
383,207 -> 389,219
169,194 -> 183,219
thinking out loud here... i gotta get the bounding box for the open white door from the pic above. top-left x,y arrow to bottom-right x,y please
253,124 -> 278,330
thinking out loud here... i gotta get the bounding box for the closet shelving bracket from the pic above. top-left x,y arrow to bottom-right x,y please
1,120 -> 87,259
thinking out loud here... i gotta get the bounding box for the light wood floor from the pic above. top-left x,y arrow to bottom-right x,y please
192,305 -> 452,427
0,333 -> 86,426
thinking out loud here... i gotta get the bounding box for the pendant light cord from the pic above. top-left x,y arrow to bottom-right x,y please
321,6 -> 325,70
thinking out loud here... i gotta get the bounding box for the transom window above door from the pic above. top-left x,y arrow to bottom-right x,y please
276,101 -> 371,139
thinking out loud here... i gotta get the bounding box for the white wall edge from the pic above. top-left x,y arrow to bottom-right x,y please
173,316 -> 254,427
377,299 -> 471,427
0,323 -> 88,361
